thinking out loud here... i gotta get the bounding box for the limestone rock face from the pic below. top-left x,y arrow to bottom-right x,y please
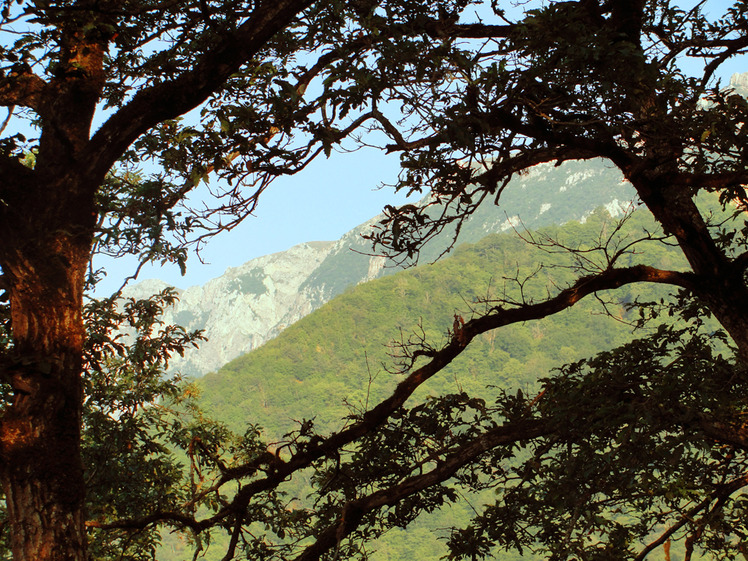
730,72 -> 748,91
124,241 -> 334,377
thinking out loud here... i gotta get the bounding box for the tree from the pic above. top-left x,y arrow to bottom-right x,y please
0,0 -> 346,558
308,0 -> 748,557
2,0 -> 748,560
327,1 -> 748,557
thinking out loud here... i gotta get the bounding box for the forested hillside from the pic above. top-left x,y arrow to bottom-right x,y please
189,203 -> 692,561
299,158 -> 635,306
199,205 -> 685,437
3,0 -> 747,558
126,158 -> 635,379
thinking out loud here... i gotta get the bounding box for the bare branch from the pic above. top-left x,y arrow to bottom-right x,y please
0,105 -> 13,135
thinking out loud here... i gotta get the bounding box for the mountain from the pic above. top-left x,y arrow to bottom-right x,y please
125,158 -> 635,377
729,71 -> 748,97
187,203 -> 687,561
300,158 -> 634,306
197,203 -> 684,438
123,72 -> 748,377
123,241 -> 334,376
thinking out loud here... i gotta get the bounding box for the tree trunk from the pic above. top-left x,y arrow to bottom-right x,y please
632,175 -> 748,362
0,233 -> 90,561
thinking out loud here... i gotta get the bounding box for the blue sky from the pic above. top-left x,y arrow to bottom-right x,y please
65,0 -> 748,294
94,145 -> 412,293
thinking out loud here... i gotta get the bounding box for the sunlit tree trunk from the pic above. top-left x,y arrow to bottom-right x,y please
0,18 -> 105,555
0,184 -> 94,560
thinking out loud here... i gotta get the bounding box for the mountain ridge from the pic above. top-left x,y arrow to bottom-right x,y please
124,241 -> 335,376
125,158 -> 636,377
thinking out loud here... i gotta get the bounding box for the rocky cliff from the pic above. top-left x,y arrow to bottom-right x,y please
124,241 -> 334,377
730,71 -> 748,93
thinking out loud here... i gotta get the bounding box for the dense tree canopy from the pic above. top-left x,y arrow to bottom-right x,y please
1,0 -> 748,560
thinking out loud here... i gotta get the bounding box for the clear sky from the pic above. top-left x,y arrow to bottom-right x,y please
93,145 -> 411,294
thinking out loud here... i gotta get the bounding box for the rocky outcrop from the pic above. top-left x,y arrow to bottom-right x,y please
124,241 -> 334,377
730,72 -> 748,91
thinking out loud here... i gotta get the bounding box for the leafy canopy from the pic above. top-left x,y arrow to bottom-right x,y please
3,0 -> 748,560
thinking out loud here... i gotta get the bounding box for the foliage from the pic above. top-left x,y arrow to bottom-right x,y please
194,203 -> 697,561
2,0 -> 748,560
81,289 -> 205,559
441,325 -> 744,561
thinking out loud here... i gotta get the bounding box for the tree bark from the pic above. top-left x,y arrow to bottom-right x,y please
0,14 -> 107,556
0,3 -> 315,557
0,178 -> 93,560
0,249 -> 90,560
631,175 -> 748,361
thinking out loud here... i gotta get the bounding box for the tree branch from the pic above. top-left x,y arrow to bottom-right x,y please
634,473 -> 748,561
0,153 -> 34,207
93,264 -> 695,538
293,418 -> 550,561
84,0 -> 315,185
696,413 -> 748,452
85,510 -> 203,534
428,22 -> 513,39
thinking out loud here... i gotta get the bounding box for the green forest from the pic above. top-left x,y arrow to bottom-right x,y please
199,206 -> 688,438
188,202 -> 698,561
